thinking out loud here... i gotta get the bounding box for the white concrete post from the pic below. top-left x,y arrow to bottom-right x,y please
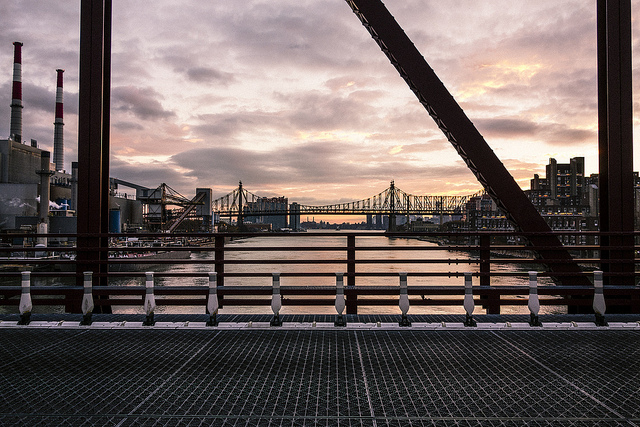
80,271 -> 94,325
593,271 -> 607,326
399,272 -> 411,326
143,272 -> 156,326
270,273 -> 282,326
528,271 -> 541,326
207,272 -> 219,326
463,273 -> 476,326
335,272 -> 346,326
18,271 -> 32,325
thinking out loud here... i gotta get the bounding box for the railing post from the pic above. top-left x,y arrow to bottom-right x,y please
270,273 -> 282,326
207,272 -> 219,326
398,272 -> 411,326
18,271 -> 32,325
478,234 -> 500,313
143,272 -> 156,326
463,273 -> 476,327
80,271 -> 94,326
593,271 -> 608,326
346,235 -> 357,314
528,271 -> 541,327
215,235 -> 224,308
479,234 -> 490,286
334,272 -> 346,326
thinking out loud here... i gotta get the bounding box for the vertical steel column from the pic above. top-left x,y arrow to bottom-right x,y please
76,0 -> 111,303
215,235 -> 225,307
346,235 -> 357,314
479,235 -> 498,313
479,234 -> 490,287
101,0 -> 112,291
598,0 -> 634,286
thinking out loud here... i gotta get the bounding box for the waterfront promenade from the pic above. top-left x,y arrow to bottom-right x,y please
1,313 -> 638,426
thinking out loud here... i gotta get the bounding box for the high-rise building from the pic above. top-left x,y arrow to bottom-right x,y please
529,157 -> 586,213
245,196 -> 289,230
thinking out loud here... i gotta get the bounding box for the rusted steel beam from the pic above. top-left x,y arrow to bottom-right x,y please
77,0 -> 107,292
598,0 -> 634,286
346,0 -> 587,284
100,0 -> 112,290
77,0 -> 112,312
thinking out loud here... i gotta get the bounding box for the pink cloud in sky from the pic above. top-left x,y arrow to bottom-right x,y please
1,1 -> 639,206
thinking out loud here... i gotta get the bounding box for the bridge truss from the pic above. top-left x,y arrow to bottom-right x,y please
212,181 -> 482,217
212,181 -> 261,218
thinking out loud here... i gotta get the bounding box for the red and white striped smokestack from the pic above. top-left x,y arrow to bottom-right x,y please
53,69 -> 64,171
10,41 -> 23,143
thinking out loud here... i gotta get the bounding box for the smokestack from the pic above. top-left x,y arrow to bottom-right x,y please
71,161 -> 78,211
53,69 -> 64,171
37,151 -> 52,223
10,42 -> 23,143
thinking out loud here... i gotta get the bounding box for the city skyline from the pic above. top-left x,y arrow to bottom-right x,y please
1,1 -> 640,206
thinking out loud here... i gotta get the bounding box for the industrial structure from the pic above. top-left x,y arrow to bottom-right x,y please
126,182 -> 211,232
53,69 -> 64,172
9,42 -> 23,144
1,42 -> 206,236
0,42 -> 74,234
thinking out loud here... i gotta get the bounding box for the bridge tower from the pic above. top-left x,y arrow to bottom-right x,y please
388,180 -> 396,232
237,181 -> 245,231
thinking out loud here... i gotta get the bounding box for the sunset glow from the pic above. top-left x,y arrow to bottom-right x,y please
1,1 -> 640,209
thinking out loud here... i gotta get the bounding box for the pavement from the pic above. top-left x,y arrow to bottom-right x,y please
0,314 -> 639,426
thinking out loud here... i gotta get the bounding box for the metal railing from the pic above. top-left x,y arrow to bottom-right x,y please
1,231 -> 639,319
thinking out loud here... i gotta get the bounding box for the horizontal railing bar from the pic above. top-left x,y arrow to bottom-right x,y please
6,230 -> 640,237
103,244 -> 633,251
2,257 -> 629,266
3,297 -> 634,307
2,284 -> 636,295
0,270 -> 619,279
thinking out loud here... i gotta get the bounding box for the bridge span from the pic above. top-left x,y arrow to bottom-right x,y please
212,181 -> 482,219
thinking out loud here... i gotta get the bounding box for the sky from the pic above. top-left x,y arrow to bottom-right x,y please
1,0 -> 640,209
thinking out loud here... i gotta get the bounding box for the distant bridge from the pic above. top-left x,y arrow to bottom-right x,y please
212,181 -> 482,219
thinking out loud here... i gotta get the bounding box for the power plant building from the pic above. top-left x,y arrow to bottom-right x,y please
1,41 -> 144,234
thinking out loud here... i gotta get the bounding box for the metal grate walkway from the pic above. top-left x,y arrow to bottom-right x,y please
0,316 -> 638,426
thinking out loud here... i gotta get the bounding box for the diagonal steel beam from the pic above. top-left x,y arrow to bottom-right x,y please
346,0 -> 587,284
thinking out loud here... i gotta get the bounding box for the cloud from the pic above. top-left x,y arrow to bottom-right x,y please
189,86 -> 384,142
475,117 -> 594,145
186,67 -> 235,84
282,90 -> 376,131
21,82 -> 56,115
3,0 -> 639,210
111,86 -> 175,121
113,121 -> 145,132
168,141 -> 480,204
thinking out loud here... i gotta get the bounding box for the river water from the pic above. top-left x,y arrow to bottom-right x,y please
110,230 -> 561,316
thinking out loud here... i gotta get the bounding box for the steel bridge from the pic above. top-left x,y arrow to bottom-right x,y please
76,0 -> 634,288
212,181 -> 482,218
